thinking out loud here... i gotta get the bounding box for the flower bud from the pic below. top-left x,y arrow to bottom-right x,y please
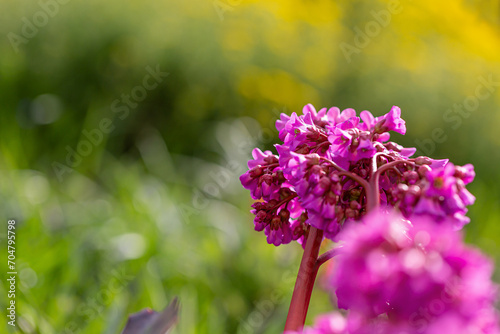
374,119 -> 387,134
350,188 -> 362,199
295,144 -> 310,154
345,208 -> 358,219
318,176 -> 331,190
299,212 -> 308,223
278,187 -> 292,199
255,210 -> 268,222
418,165 -> 432,177
279,209 -> 290,221
359,168 -> 368,178
375,142 -> 386,152
330,173 -> 340,183
397,183 -> 409,197
261,174 -> 273,185
275,169 -> 286,183
251,202 -> 264,210
249,166 -> 264,178
306,129 -> 321,141
332,183 -> 342,195
351,138 -> 360,148
385,141 -> 403,152
415,156 -> 432,165
306,154 -> 320,166
454,166 -> 467,179
263,155 -> 279,164
267,199 -> 278,209
408,185 -> 421,197
271,216 -> 282,229
350,200 -> 361,210
310,165 -> 324,176
403,171 -> 419,184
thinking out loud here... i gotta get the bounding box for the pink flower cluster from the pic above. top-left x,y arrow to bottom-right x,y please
240,104 -> 476,245
286,212 -> 499,334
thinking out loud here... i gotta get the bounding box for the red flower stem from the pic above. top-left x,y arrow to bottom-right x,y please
337,171 -> 370,194
375,159 -> 415,176
367,159 -> 416,211
313,141 -> 331,153
314,245 -> 344,270
366,182 -> 380,211
319,156 -> 347,173
284,226 -> 324,332
318,157 -> 371,199
271,193 -> 298,211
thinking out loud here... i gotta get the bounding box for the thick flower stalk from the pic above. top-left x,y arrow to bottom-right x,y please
239,104 -> 482,332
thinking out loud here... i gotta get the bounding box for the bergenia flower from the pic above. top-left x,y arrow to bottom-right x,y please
327,211 -> 498,333
241,104 -> 476,245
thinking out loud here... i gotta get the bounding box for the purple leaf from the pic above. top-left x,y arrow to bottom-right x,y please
121,298 -> 179,334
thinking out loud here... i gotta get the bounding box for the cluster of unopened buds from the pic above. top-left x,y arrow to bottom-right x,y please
240,104 -> 499,333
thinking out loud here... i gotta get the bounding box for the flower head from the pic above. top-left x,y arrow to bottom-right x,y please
328,211 -> 498,332
241,104 -> 476,245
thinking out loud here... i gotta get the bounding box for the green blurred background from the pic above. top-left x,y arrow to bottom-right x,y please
1,0 -> 500,333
